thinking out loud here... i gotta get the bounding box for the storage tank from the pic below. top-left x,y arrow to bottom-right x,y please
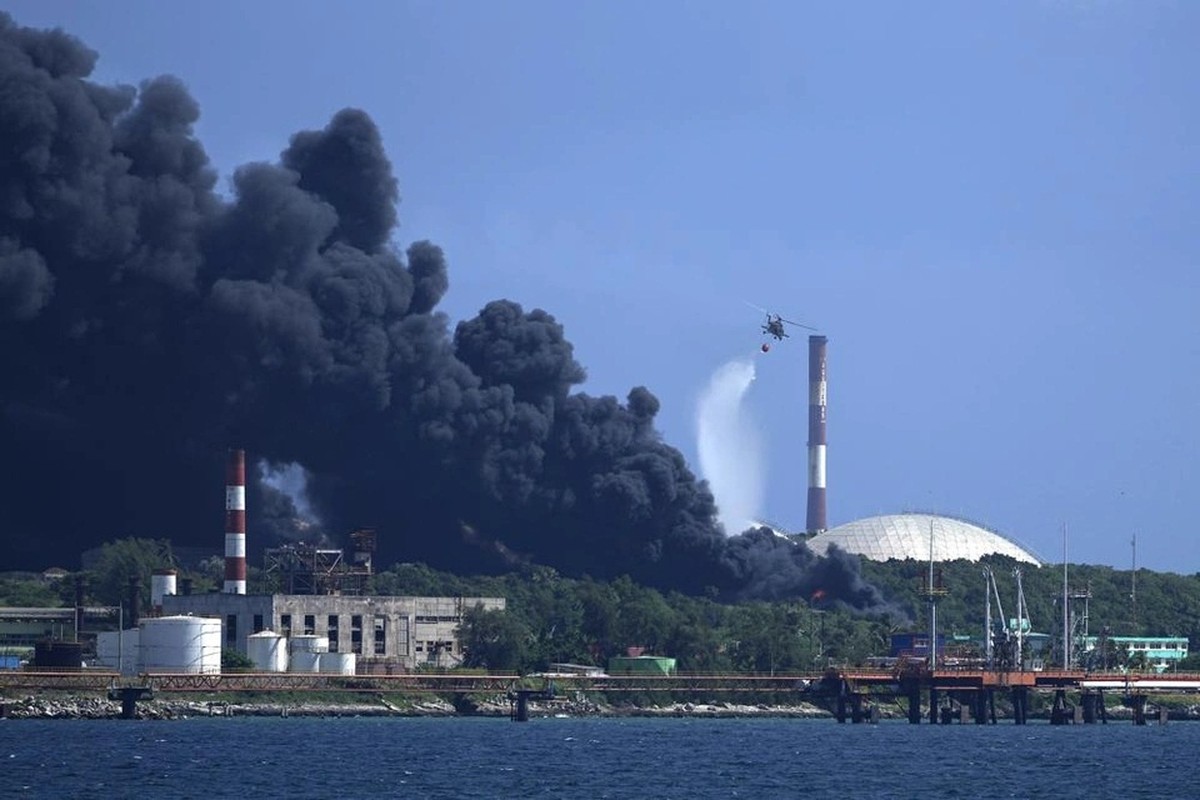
318,652 -> 357,675
289,634 -> 329,654
33,640 -> 83,670
246,631 -> 288,673
289,651 -> 322,673
96,629 -> 141,676
150,569 -> 178,612
140,615 -> 221,674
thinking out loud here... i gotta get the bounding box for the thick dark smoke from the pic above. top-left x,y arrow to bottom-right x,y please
0,14 -> 893,614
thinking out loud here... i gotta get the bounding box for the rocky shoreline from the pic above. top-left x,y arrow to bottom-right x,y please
2,693 -> 1197,721
0,693 -> 834,721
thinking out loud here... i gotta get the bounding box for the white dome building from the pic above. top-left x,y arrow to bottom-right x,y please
804,513 -> 1042,565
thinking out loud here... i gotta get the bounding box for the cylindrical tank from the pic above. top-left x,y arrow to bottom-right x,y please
96,629 -> 141,676
318,652 -> 357,675
140,615 -> 221,674
289,651 -> 322,673
246,631 -> 288,673
289,635 -> 329,654
33,640 -> 83,670
150,569 -> 178,611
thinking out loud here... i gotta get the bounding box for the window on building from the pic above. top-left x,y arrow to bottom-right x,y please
303,614 -> 315,635
327,615 -> 339,653
374,615 -> 386,655
281,614 -> 292,638
351,614 -> 363,654
225,614 -> 237,645
253,614 -> 264,633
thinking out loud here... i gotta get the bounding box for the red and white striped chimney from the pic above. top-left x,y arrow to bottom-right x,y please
805,335 -> 828,534
224,448 -> 247,594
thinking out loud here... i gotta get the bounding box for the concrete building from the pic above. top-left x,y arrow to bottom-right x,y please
162,593 -> 506,671
1083,635 -> 1189,674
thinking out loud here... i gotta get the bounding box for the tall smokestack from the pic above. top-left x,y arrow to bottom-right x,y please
806,335 -> 828,534
224,448 -> 247,594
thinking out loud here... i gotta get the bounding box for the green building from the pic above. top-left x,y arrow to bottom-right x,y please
1083,635 -> 1189,673
608,655 -> 677,676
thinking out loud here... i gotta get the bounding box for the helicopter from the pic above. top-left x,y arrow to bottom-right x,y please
746,302 -> 817,351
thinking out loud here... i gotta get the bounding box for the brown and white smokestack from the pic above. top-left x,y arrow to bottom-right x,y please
805,335 -> 828,534
224,448 -> 247,594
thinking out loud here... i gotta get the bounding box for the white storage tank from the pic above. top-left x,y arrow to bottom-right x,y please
140,615 -> 221,674
289,634 -> 328,654
289,651 -> 322,673
246,631 -> 288,673
318,652 -> 357,675
96,628 -> 140,676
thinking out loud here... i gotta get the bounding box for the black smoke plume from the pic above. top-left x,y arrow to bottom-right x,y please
0,14 -> 893,614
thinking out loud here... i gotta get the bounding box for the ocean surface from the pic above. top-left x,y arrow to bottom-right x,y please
0,715 -> 1192,799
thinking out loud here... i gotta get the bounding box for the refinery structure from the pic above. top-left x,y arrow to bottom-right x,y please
79,448 -> 505,677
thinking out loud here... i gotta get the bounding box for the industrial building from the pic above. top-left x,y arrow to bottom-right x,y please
160,592 -> 505,671
85,448 -> 508,674
143,448 -> 507,671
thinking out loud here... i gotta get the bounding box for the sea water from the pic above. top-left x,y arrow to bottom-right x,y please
0,716 -> 1191,798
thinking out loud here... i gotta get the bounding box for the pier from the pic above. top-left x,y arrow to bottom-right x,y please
3,667 -> 1198,723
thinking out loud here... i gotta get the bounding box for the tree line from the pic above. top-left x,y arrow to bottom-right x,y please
3,538 -> 1198,673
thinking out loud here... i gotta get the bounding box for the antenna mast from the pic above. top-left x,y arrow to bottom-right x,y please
1013,567 -> 1026,669
1131,533 -> 1138,633
983,566 -> 993,670
918,519 -> 948,670
1062,523 -> 1070,670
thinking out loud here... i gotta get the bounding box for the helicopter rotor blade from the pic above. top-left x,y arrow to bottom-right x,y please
780,317 -> 818,331
743,300 -> 772,316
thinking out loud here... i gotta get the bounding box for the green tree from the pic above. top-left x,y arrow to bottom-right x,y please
457,606 -> 531,672
577,579 -> 621,661
519,567 -> 586,667
86,537 -> 174,608
611,576 -> 676,654
1127,650 -> 1150,673
0,576 -> 64,607
664,596 -> 733,672
222,648 -> 255,671
1175,652 -> 1200,672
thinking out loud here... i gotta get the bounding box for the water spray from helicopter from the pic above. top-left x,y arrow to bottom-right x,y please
695,303 -> 820,535
696,356 -> 764,535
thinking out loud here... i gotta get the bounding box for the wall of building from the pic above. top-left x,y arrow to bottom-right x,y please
160,594 -> 273,654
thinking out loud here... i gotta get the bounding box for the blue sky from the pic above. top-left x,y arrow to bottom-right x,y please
9,1 -> 1198,572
